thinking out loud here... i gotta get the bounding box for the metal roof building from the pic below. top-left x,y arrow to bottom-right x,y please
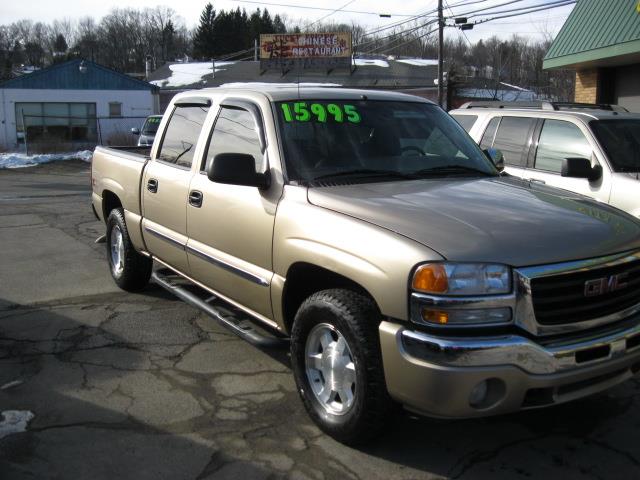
543,0 -> 640,111
0,59 -> 159,152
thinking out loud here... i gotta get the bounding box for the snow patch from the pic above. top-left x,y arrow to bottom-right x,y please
354,59 -> 389,68
218,82 -> 342,88
0,151 -> 93,169
0,410 -> 34,439
151,62 -> 235,88
397,58 -> 439,67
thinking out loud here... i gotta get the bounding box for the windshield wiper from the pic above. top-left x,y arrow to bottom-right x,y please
411,165 -> 494,177
312,169 -> 414,182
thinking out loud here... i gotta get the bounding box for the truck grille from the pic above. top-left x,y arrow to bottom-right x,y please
531,258 -> 640,325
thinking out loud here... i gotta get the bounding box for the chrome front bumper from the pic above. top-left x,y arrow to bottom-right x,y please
379,317 -> 640,418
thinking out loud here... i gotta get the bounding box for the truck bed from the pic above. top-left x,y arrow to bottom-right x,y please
91,145 -> 149,217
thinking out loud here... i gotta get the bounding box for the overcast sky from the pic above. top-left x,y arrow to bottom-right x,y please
2,0 -> 575,43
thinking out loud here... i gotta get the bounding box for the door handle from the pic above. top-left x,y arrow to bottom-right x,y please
147,178 -> 158,193
529,178 -> 546,185
189,190 -> 203,208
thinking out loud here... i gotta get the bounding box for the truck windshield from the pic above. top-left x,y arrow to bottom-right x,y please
276,100 -> 497,184
590,119 -> 640,173
142,116 -> 161,135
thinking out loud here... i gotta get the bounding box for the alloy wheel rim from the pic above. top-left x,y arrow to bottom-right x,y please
110,225 -> 125,277
304,323 -> 357,416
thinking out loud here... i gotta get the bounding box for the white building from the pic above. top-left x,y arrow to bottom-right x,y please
0,59 -> 159,152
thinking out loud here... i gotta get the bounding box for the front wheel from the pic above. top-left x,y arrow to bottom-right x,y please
290,289 -> 392,445
106,208 -> 152,291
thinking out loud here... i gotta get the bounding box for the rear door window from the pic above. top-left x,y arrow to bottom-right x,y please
490,116 -> 536,166
534,119 -> 592,173
452,114 -> 477,133
157,105 -> 210,168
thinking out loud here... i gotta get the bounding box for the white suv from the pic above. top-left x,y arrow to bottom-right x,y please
450,101 -> 640,218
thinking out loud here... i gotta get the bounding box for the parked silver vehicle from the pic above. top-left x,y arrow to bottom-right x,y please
131,115 -> 162,146
450,101 -> 640,218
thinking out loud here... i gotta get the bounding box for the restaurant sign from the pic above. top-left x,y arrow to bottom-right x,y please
260,33 -> 352,70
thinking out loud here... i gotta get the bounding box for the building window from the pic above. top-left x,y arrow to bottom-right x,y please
109,102 -> 122,118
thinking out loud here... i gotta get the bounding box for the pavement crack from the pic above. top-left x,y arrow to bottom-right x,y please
447,434 -> 548,479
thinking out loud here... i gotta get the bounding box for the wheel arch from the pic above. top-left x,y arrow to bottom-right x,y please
102,190 -> 123,223
281,262 -> 380,334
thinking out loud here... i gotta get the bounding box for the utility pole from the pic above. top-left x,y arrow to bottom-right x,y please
437,0 -> 444,108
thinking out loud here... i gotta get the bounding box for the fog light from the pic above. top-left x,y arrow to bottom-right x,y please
469,380 -> 488,407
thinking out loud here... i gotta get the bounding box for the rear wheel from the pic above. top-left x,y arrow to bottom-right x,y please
106,208 -> 152,291
290,289 -> 392,445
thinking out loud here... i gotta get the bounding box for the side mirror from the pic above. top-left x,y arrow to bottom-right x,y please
561,157 -> 602,182
207,153 -> 270,190
484,148 -> 505,172
131,127 -> 140,135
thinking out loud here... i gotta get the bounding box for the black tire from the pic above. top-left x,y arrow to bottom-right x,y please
106,208 -> 152,292
290,289 -> 393,445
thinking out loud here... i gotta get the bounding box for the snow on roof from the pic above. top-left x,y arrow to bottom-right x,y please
218,82 -> 342,88
396,58 -> 439,67
353,59 -> 390,68
151,62 -> 235,88
499,81 -> 529,92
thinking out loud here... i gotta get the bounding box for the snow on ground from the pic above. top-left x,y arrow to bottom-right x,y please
354,59 -> 390,68
0,411 -> 34,439
151,61 -> 235,88
218,82 -> 342,88
0,150 -> 92,169
396,58 -> 439,66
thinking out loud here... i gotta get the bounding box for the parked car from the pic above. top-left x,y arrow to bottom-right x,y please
91,88 -> 640,444
450,101 -> 640,218
131,115 -> 162,146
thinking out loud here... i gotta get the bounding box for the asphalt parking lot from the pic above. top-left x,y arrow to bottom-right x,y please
1,161 -> 640,479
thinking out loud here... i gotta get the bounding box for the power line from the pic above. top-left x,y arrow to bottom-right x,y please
464,0 -> 575,19
308,0 -> 356,27
228,0 -> 415,17
444,0 -> 471,46
445,0 -> 529,17
470,1 -> 575,26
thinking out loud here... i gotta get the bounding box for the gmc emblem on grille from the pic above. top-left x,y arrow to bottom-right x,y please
584,273 -> 629,297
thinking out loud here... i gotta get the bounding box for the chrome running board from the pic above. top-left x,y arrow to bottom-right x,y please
151,268 -> 288,348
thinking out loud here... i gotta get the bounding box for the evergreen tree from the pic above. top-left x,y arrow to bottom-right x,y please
53,34 -> 68,54
193,3 -> 216,59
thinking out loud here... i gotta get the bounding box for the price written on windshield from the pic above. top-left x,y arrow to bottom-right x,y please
281,102 -> 361,124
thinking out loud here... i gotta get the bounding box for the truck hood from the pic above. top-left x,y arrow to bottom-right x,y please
307,177 -> 640,267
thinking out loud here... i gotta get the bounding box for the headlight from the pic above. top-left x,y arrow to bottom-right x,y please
412,263 -> 511,296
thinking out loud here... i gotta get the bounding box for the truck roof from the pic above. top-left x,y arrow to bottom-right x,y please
198,85 -> 433,103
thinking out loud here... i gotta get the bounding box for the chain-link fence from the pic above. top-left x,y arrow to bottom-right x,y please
21,115 -> 150,154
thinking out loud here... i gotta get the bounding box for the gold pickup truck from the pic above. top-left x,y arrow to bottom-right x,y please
92,86 -> 640,444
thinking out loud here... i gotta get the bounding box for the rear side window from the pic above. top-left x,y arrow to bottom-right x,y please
534,120 -> 592,173
157,105 -> 210,168
480,117 -> 500,149
491,116 -> 536,166
203,107 -> 264,173
452,114 -> 477,133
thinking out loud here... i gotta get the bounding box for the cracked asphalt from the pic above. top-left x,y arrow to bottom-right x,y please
1,160 -> 640,479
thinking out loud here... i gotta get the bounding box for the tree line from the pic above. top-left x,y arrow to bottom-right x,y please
0,3 -> 573,100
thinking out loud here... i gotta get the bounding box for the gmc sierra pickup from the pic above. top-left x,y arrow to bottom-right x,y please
92,86 -> 640,444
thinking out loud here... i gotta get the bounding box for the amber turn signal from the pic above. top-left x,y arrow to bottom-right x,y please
422,309 -> 449,324
412,264 -> 449,294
